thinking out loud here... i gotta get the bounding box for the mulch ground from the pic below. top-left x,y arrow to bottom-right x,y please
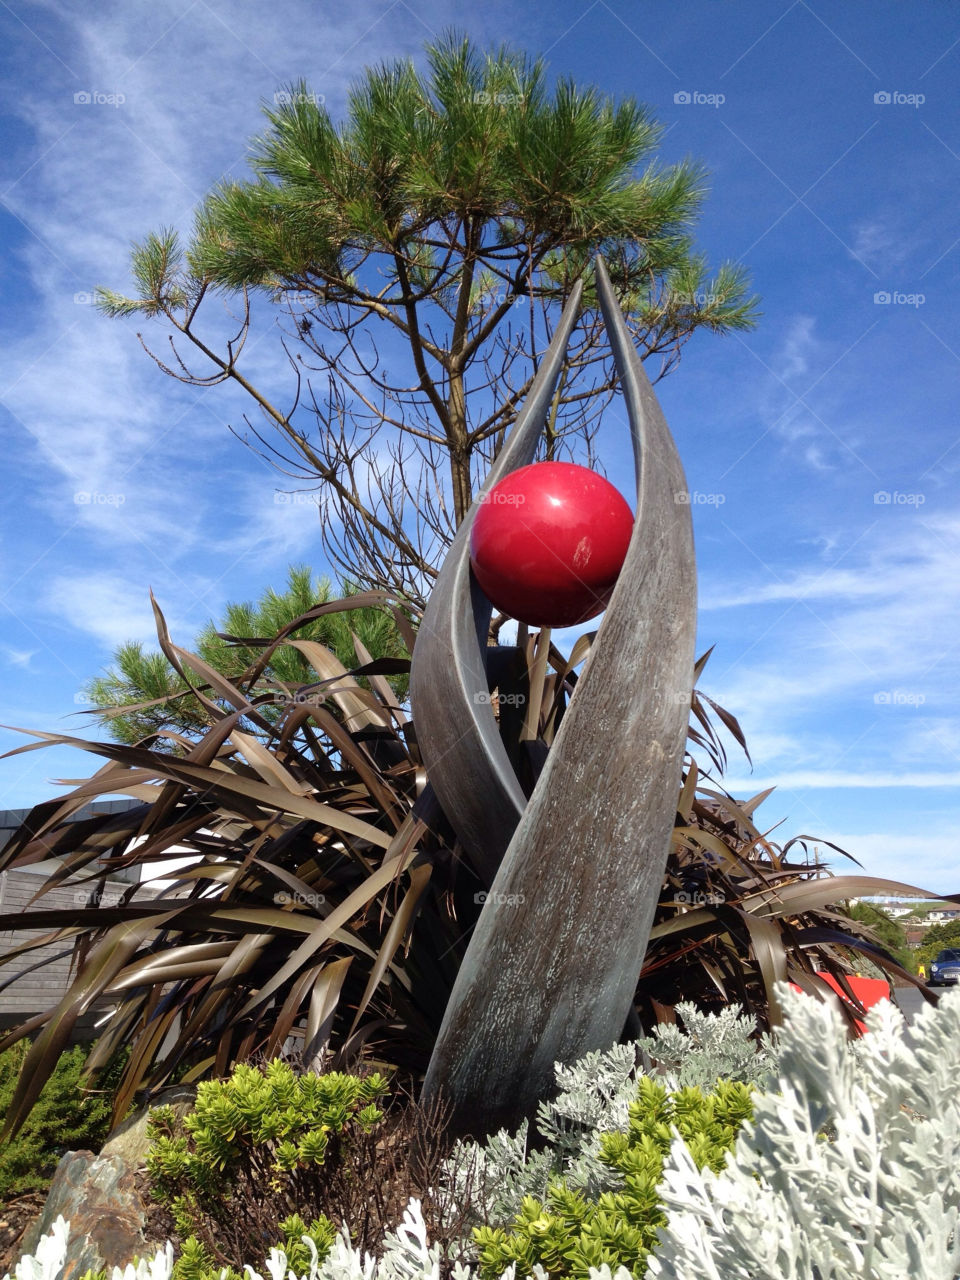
0,1191 -> 48,1275
135,1166 -> 178,1253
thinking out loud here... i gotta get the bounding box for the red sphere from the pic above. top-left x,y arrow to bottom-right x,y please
469,461 -> 634,627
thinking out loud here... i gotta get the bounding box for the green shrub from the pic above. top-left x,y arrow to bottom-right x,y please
0,1041 -> 127,1198
145,1059 -> 397,1279
472,1076 -> 753,1279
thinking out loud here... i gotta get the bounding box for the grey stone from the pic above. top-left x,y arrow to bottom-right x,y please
100,1087 -> 195,1167
18,1151 -> 148,1280
16,1088 -> 194,1277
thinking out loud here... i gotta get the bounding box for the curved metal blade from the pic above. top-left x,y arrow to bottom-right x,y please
409,280 -> 584,887
422,257 -> 697,1136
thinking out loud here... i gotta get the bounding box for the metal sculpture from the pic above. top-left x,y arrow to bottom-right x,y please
411,257 -> 697,1137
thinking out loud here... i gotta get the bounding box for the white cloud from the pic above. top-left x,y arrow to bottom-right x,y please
773,315 -> 818,385
897,717 -> 960,765
41,570 -> 206,650
849,217 -> 916,272
1,646 -> 38,668
693,508 -> 960,809
736,315 -> 851,472
208,474 -> 327,571
704,511 -> 960,677
722,770 -> 960,790
701,563 -> 884,611
816,832 -> 960,896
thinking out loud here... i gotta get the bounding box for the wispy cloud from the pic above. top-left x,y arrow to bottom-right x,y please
773,315 -> 818,384
41,569 -> 204,650
696,507 -> 960,811
1,646 -> 38,669
848,216 -> 919,273
722,770 -> 960,790
794,832 -> 958,897
732,314 -> 860,473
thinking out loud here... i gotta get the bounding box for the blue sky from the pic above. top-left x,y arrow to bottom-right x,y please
1,1 -> 959,892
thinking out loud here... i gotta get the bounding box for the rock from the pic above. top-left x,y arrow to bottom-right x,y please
17,1151 -> 147,1280
15,1087 -> 195,1277
100,1086 -> 195,1167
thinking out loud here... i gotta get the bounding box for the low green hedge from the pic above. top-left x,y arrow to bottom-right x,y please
0,1041 -> 127,1199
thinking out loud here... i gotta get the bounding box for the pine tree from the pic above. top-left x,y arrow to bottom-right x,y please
82,565 -> 407,746
97,33 -> 758,602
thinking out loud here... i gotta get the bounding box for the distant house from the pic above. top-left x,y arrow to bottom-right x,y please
861,897 -> 957,923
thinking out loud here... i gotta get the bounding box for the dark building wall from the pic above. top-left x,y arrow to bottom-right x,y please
0,868 -> 137,1023
0,800 -> 148,1030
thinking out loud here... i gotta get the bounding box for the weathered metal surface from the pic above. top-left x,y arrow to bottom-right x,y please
419,258 -> 697,1136
408,281 -> 584,888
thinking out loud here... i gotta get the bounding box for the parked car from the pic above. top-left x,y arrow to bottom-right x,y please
929,949 -> 960,986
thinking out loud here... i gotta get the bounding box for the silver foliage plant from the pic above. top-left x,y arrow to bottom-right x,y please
648,983 -> 960,1280
441,1001 -> 775,1222
636,1000 -> 778,1091
437,1038 -> 641,1229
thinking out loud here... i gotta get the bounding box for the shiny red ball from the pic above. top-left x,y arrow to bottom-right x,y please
469,461 -> 634,627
